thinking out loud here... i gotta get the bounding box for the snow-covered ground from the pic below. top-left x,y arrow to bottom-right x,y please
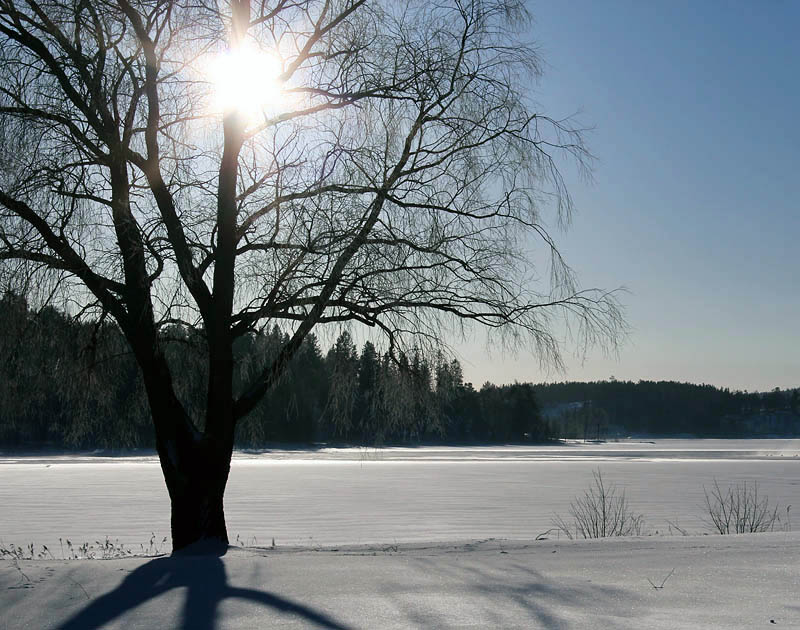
2,534 -> 799,628
2,439 -> 799,550
2,440 -> 799,628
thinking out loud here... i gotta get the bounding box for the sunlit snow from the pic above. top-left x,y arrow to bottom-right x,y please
2,439 -> 799,551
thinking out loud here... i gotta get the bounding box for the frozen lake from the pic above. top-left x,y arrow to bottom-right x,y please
2,439 -> 800,550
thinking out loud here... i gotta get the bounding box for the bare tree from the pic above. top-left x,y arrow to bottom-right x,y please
0,0 -> 624,551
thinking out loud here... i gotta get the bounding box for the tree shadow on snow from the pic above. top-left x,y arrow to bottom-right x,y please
384,552 -> 642,629
58,551 -> 350,630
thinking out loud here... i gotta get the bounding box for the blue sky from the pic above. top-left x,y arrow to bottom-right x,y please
456,0 -> 800,392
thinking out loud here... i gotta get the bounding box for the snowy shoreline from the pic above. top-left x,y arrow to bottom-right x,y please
3,437 -> 800,464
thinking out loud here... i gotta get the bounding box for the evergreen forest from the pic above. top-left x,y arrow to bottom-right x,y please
1,293 -> 797,449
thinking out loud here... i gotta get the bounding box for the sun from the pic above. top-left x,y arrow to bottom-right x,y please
208,43 -> 284,122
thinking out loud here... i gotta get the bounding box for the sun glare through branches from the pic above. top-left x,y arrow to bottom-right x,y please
207,41 -> 284,123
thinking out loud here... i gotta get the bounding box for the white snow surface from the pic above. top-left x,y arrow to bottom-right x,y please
1,534 -> 799,628
2,440 -> 800,628
2,439 -> 799,550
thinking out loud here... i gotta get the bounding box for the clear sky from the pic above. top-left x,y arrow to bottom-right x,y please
455,0 -> 800,392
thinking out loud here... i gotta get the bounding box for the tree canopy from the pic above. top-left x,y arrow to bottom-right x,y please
0,0 -> 624,550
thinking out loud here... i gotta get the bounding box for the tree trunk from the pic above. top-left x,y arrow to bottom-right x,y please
159,436 -> 233,553
168,476 -> 229,552
140,353 -> 235,554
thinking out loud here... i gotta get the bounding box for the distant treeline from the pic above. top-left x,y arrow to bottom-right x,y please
536,380 -> 800,439
0,293 -> 546,448
1,293 -> 797,449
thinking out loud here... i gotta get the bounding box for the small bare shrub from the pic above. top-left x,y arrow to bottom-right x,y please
553,469 -> 645,539
2,536 -> 163,560
0,542 -> 52,560
666,520 -> 690,536
703,479 -> 789,534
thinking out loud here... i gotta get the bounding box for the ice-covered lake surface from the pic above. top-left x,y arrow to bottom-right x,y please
2,439 -> 800,550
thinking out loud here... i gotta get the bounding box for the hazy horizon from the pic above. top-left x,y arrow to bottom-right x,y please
453,1 -> 799,393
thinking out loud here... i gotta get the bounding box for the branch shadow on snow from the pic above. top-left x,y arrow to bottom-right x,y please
383,550 -> 642,629
57,551 -> 350,630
